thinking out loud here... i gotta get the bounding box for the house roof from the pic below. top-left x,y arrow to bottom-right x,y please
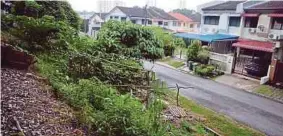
168,12 -> 193,22
147,7 -> 176,20
188,13 -> 201,22
246,1 -> 283,10
94,13 -> 108,20
116,6 -> 146,18
202,1 -> 245,11
232,39 -> 273,52
89,12 -> 108,20
115,6 -> 176,20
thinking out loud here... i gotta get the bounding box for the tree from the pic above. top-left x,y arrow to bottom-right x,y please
173,38 -> 186,58
98,21 -> 164,60
6,1 -> 81,31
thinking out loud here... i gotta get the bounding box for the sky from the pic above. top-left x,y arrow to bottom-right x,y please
68,0 -> 215,12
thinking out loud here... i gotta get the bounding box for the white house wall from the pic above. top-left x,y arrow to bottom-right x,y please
201,13 -> 241,35
241,14 -> 283,41
104,8 -> 127,21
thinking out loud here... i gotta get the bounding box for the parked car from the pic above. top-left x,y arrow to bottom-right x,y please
245,60 -> 268,77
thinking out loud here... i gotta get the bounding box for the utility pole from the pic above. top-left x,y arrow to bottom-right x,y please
144,4 -> 148,26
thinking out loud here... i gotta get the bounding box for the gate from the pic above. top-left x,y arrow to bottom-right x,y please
234,54 -> 253,76
233,49 -> 272,79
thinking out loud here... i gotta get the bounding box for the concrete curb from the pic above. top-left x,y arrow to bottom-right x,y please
154,61 -> 283,104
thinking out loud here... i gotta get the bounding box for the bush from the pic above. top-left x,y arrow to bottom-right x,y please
68,53 -> 146,87
195,64 -> 215,77
187,40 -> 201,61
197,49 -> 209,64
98,21 -> 164,60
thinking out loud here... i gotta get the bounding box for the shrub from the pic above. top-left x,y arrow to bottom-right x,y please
68,53 -> 146,87
187,40 -> 201,61
195,64 -> 215,77
98,21 -> 164,60
197,49 -> 209,64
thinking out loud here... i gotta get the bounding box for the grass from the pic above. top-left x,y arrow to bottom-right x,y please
255,85 -> 283,100
160,57 -> 185,68
159,88 -> 264,136
255,85 -> 273,96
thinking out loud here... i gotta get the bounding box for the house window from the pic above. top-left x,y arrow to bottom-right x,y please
131,20 -> 136,24
178,22 -> 181,26
271,17 -> 283,30
183,23 -> 186,27
229,17 -> 241,27
204,16 -> 219,25
190,24 -> 193,28
244,17 -> 258,28
114,16 -> 119,19
173,21 -> 177,26
164,22 -> 168,26
95,22 -> 100,25
158,21 -> 163,25
121,17 -> 126,21
148,20 -> 152,25
110,16 -> 113,19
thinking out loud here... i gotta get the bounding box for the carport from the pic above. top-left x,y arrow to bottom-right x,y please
174,33 -> 239,54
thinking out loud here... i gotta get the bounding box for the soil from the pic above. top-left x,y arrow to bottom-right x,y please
1,68 -> 84,136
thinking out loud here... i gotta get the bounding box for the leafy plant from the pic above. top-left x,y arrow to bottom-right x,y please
98,21 -> 164,60
187,40 -> 202,61
197,48 -> 209,64
6,1 -> 81,30
1,14 -> 76,52
195,64 -> 215,77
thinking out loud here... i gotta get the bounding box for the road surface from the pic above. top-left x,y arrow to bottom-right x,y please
144,61 -> 283,136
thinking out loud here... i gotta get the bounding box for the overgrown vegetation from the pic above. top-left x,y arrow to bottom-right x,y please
98,21 -> 164,60
149,26 -> 185,57
186,41 -> 223,77
1,1 -> 263,135
1,1 -> 191,135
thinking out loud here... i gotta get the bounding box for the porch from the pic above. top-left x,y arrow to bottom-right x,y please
232,39 -> 273,80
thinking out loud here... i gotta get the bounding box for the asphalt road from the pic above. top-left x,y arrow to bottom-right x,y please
143,61 -> 283,136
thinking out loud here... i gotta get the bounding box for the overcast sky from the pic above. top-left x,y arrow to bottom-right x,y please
68,0 -> 215,12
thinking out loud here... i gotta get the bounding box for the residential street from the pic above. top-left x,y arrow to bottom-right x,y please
144,61 -> 283,136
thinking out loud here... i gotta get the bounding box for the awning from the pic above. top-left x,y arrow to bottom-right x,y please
232,39 -> 274,52
241,13 -> 259,17
174,33 -> 239,42
268,13 -> 283,17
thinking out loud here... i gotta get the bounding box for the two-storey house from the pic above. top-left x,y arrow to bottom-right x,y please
175,0 -> 283,84
232,1 -> 283,84
87,6 -> 179,37
87,13 -> 107,38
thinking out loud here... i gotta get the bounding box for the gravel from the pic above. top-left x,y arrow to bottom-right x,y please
1,68 -> 84,136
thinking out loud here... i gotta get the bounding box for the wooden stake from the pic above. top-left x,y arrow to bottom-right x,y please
176,83 -> 180,106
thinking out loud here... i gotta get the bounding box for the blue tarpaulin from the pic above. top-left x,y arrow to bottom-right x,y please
174,33 -> 239,42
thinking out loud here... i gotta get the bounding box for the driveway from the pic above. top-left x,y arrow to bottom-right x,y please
143,61 -> 283,136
